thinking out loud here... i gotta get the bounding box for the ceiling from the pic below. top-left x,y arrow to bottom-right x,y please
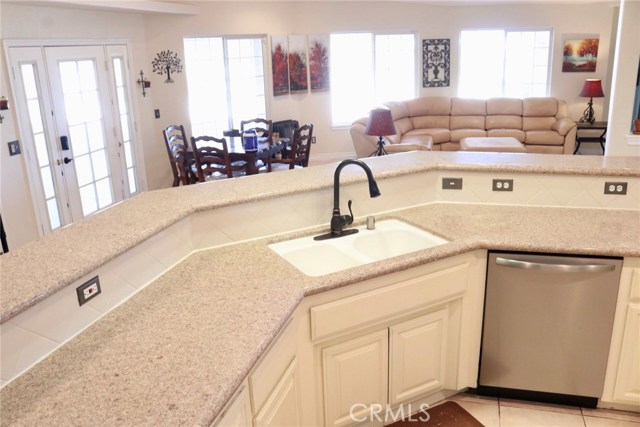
2,0 -> 618,15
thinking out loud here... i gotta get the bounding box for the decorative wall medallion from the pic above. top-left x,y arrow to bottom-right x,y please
152,50 -> 183,83
423,39 -> 450,87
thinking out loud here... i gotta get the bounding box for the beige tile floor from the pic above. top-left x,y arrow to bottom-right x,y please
447,393 -> 640,427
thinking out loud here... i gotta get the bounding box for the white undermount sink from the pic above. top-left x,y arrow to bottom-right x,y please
268,219 -> 448,277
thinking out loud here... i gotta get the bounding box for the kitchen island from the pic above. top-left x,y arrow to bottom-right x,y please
1,152 -> 639,426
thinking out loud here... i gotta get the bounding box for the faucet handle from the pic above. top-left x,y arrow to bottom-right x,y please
345,200 -> 354,225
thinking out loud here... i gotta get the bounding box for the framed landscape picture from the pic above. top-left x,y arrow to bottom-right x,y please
271,35 -> 289,96
562,37 -> 599,72
309,34 -> 330,92
288,35 -> 308,93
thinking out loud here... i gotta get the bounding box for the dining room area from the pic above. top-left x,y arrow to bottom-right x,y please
162,118 -> 314,186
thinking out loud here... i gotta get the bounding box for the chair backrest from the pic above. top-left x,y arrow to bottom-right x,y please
240,118 -> 273,145
162,124 -> 191,186
290,123 -> 313,168
190,135 -> 232,180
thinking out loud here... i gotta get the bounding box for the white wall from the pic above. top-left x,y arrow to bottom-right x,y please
0,1 -> 629,250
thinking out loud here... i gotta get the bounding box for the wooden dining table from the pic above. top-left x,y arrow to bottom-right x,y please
227,137 -> 288,175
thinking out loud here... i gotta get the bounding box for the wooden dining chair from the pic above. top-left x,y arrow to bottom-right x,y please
240,118 -> 274,146
191,135 -> 246,180
268,123 -> 314,171
162,124 -> 197,186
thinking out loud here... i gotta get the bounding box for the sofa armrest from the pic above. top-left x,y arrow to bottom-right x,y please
552,118 -> 577,136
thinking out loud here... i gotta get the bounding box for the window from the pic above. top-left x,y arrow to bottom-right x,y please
184,36 -> 266,137
458,29 -> 551,99
330,33 -> 416,126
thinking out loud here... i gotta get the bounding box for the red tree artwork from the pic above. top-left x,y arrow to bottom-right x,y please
288,35 -> 308,93
309,36 -> 329,92
271,37 -> 289,96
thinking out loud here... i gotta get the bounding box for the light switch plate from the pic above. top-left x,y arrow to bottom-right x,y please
7,140 -> 20,156
442,177 -> 463,190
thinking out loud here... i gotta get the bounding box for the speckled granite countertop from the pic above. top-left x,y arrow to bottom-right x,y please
1,202 -> 639,426
1,151 -> 639,323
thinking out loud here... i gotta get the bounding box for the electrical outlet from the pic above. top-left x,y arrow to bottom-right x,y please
492,179 -> 514,192
311,136 -> 316,144
604,182 -> 628,195
442,177 -> 463,190
76,276 -> 101,306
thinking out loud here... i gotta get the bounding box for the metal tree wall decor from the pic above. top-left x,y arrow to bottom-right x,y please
423,39 -> 450,87
152,50 -> 183,83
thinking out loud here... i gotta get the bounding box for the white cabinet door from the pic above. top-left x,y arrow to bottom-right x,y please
214,386 -> 252,427
389,307 -> 449,405
254,358 -> 301,427
614,300 -> 640,404
322,330 -> 389,427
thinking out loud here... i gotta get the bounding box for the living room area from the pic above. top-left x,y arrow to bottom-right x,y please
0,0 -> 638,249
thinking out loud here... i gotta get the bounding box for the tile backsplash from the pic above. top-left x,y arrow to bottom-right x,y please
1,170 -> 638,387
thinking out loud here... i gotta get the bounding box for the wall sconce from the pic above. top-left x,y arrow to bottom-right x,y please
136,70 -> 151,97
0,96 -> 8,124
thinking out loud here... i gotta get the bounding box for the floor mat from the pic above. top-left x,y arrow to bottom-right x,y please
386,400 -> 484,427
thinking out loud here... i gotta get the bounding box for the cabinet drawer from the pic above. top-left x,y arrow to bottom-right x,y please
310,260 -> 470,341
250,319 -> 297,413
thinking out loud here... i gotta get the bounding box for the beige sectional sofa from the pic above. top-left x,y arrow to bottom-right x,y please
350,96 -> 578,157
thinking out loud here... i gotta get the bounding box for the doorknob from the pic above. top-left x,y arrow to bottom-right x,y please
63,157 -> 73,164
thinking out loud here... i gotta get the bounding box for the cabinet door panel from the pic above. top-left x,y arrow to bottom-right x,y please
254,358 -> 301,427
214,386 -> 252,427
613,301 -> 640,404
389,308 -> 449,405
322,330 -> 388,427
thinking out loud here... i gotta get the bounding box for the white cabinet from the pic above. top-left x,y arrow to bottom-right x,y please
322,330 -> 389,427
212,384 -> 252,427
603,258 -> 640,409
389,308 -> 449,405
254,359 -> 301,427
306,251 -> 487,427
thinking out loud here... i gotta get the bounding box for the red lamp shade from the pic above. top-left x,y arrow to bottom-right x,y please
579,79 -> 605,98
365,108 -> 396,137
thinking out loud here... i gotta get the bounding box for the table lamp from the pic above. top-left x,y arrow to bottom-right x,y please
365,108 -> 396,156
578,79 -> 605,124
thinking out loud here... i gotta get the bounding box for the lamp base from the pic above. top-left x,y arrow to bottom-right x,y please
579,98 -> 596,124
370,136 -> 388,157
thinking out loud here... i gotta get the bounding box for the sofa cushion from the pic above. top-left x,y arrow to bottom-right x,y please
486,115 -> 522,130
394,135 -> 434,151
406,96 -> 451,116
383,101 -> 410,121
487,98 -> 523,115
523,117 -> 556,131
487,129 -> 526,142
451,98 -> 486,116
451,116 -> 485,130
411,115 -> 450,130
523,97 -> 558,117
404,128 -> 451,144
450,129 -> 487,142
525,130 -> 564,145
394,117 -> 414,136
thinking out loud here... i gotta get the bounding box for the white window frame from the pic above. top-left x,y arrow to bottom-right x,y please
458,28 -> 553,99
330,31 -> 418,128
183,35 -> 268,138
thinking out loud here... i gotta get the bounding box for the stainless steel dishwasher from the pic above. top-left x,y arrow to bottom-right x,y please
477,251 -> 622,407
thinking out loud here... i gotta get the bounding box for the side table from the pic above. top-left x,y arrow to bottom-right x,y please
575,121 -> 607,154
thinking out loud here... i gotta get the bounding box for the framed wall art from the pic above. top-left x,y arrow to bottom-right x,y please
309,34 -> 330,92
271,35 -> 290,96
423,39 -> 450,87
288,35 -> 308,93
562,37 -> 599,72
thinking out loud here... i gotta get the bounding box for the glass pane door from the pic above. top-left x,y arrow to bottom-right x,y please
45,46 -> 123,219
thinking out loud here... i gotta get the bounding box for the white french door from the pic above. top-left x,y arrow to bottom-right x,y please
7,43 -> 140,235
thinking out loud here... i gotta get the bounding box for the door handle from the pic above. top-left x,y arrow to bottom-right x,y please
495,257 -> 616,273
63,157 -> 73,164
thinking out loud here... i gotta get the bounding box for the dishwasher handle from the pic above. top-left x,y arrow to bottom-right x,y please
495,256 -> 616,273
